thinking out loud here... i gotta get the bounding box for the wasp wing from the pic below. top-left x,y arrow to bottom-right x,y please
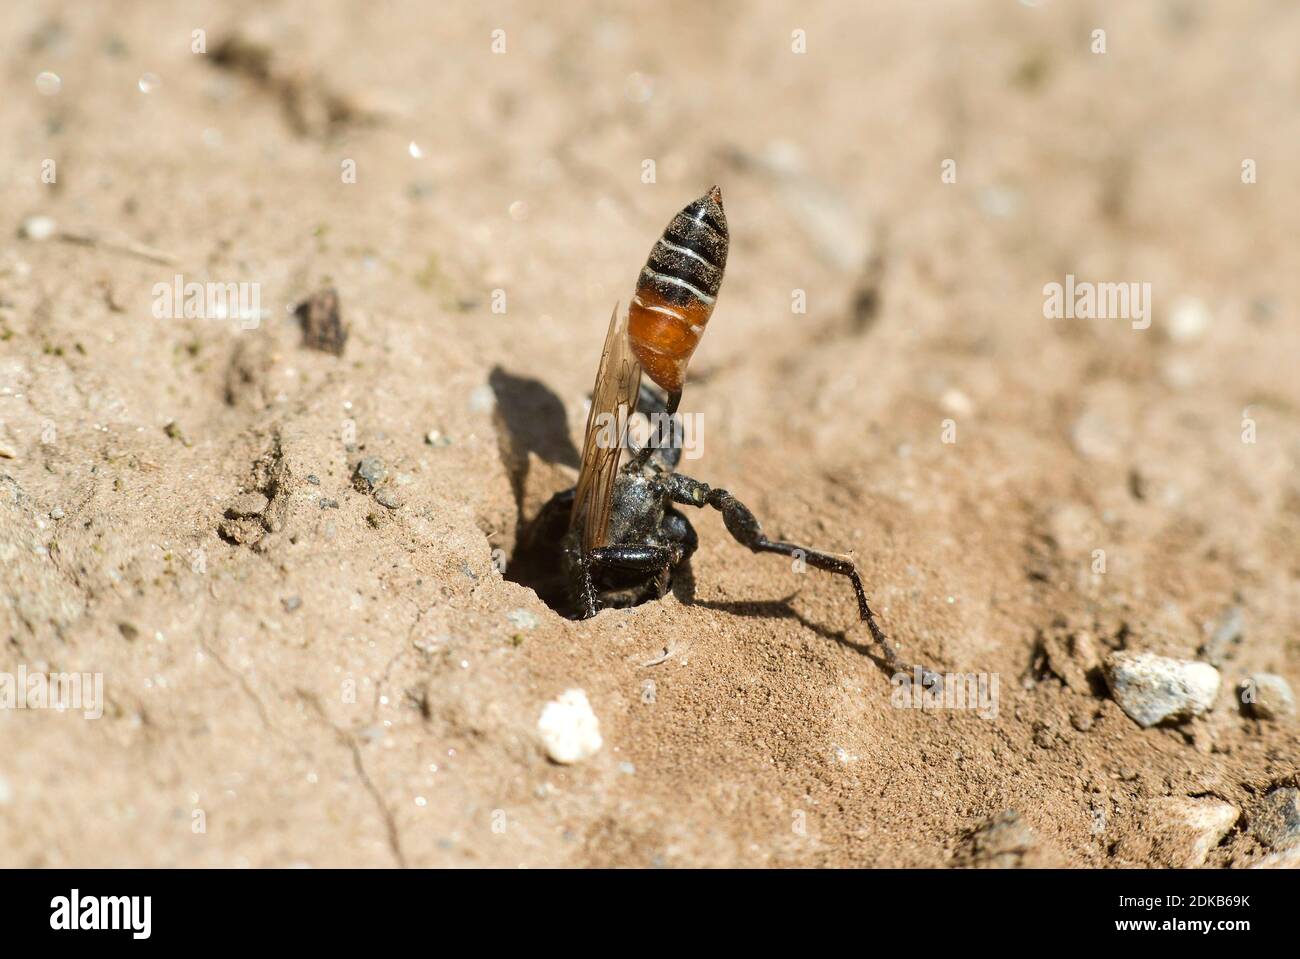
571,303 -> 642,553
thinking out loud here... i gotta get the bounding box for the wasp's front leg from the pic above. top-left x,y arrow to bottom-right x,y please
571,543 -> 684,617
570,551 -> 599,620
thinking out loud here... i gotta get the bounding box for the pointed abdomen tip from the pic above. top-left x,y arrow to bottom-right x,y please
707,185 -> 722,204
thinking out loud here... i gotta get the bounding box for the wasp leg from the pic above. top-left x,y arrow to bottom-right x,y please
660,507 -> 698,604
634,384 -> 671,424
575,543 -> 685,617
627,389 -> 682,473
662,474 -> 928,679
587,543 -> 683,572
589,543 -> 684,600
631,384 -> 684,474
660,507 -> 698,562
572,554 -> 599,620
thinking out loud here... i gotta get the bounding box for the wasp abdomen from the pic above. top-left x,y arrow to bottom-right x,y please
628,186 -> 729,393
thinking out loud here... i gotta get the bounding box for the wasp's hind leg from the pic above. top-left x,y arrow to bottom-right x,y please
663,474 -> 932,680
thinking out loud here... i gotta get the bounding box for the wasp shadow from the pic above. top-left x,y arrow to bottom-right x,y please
694,593 -> 903,678
489,366 -> 580,521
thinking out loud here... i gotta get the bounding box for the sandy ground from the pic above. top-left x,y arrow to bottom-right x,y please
1,0 -> 1298,868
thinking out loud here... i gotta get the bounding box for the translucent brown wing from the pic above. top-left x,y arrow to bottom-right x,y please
571,303 -> 642,552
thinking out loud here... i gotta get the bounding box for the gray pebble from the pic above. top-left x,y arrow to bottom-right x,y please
374,488 -> 403,509
1103,651 -> 1220,727
49,506 -> 64,520
226,492 -> 269,518
958,810 -> 1059,868
1250,788 -> 1300,851
352,457 -> 387,491
282,596 -> 302,613
1242,673 -> 1295,720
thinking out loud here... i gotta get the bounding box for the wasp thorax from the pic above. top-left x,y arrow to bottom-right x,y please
627,185 -> 729,394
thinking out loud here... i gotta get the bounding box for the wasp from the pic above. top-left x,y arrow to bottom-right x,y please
518,187 -> 919,675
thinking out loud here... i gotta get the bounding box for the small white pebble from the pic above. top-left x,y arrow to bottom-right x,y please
1168,297 -> 1211,343
538,689 -> 602,764
35,72 -> 61,96
20,216 -> 57,241
940,388 -> 973,417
